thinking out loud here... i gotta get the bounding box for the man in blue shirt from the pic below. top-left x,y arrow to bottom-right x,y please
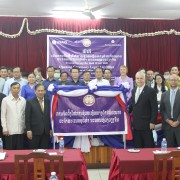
66,66 -> 85,86
3,67 -> 27,96
42,66 -> 61,99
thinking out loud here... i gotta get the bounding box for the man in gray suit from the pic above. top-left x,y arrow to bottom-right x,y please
160,74 -> 180,147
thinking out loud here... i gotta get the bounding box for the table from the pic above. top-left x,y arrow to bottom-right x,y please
0,149 -> 89,180
108,148 -> 176,180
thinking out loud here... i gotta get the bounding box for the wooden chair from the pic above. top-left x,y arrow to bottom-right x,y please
15,152 -> 64,180
154,151 -> 180,180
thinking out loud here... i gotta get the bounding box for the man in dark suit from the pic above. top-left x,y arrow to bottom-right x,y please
25,84 -> 52,149
0,93 -> 6,148
131,71 -> 158,148
160,74 -> 180,147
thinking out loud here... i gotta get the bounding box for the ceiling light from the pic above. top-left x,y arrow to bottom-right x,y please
51,12 -> 90,19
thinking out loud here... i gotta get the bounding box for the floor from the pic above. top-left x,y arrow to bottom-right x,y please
88,169 -> 109,180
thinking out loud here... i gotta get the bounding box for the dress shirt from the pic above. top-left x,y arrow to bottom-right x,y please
1,94 -> 26,135
109,80 -> 114,86
88,78 -> 110,86
66,79 -> 86,86
146,80 -> 155,88
170,88 -> 178,102
42,78 -> 61,99
3,77 -> 28,96
156,85 -> 168,102
84,81 -> 90,86
21,83 -> 36,100
170,87 -> 178,118
37,98 -> 44,111
135,84 -> 145,102
0,78 -> 5,93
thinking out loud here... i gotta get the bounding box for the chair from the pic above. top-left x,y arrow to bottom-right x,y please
15,152 -> 64,180
154,151 -> 180,180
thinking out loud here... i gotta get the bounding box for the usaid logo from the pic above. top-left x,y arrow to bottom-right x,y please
52,40 -> 68,45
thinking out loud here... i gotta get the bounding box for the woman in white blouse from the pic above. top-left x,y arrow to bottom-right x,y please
154,74 -> 168,106
153,74 -> 168,132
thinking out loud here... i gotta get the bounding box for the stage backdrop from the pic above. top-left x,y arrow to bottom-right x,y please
47,35 -> 126,78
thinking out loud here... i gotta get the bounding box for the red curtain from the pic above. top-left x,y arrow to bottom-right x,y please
1,17 -> 180,77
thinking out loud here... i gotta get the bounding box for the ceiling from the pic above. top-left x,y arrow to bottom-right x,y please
0,0 -> 180,19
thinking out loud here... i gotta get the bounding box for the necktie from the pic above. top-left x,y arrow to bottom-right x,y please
170,90 -> 175,118
39,99 -> 44,112
135,88 -> 141,103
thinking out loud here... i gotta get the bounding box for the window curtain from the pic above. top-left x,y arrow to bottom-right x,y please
1,17 -> 180,77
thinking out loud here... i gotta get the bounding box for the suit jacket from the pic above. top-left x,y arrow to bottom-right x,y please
131,85 -> 158,130
160,89 -> 180,130
25,97 -> 51,135
0,93 -> 6,137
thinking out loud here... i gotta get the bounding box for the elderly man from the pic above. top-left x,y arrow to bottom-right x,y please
131,71 -> 158,148
1,82 -> 26,150
166,66 -> 180,89
160,74 -> 180,147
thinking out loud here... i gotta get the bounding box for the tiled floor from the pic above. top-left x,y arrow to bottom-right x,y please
88,169 -> 109,180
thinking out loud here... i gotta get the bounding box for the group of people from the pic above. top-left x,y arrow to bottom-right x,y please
0,64 -> 179,150
132,67 -> 180,148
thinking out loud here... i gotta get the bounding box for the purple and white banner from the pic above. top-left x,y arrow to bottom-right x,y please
50,85 -> 129,136
54,95 -> 124,135
47,35 -> 126,78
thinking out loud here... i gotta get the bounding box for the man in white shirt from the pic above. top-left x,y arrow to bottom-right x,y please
89,67 -> 110,86
88,67 -> 110,146
1,82 -> 26,150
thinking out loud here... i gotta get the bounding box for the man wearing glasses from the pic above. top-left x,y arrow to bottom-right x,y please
160,74 -> 180,147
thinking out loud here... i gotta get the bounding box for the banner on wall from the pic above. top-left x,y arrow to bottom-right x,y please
50,85 -> 130,137
47,35 -> 126,78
